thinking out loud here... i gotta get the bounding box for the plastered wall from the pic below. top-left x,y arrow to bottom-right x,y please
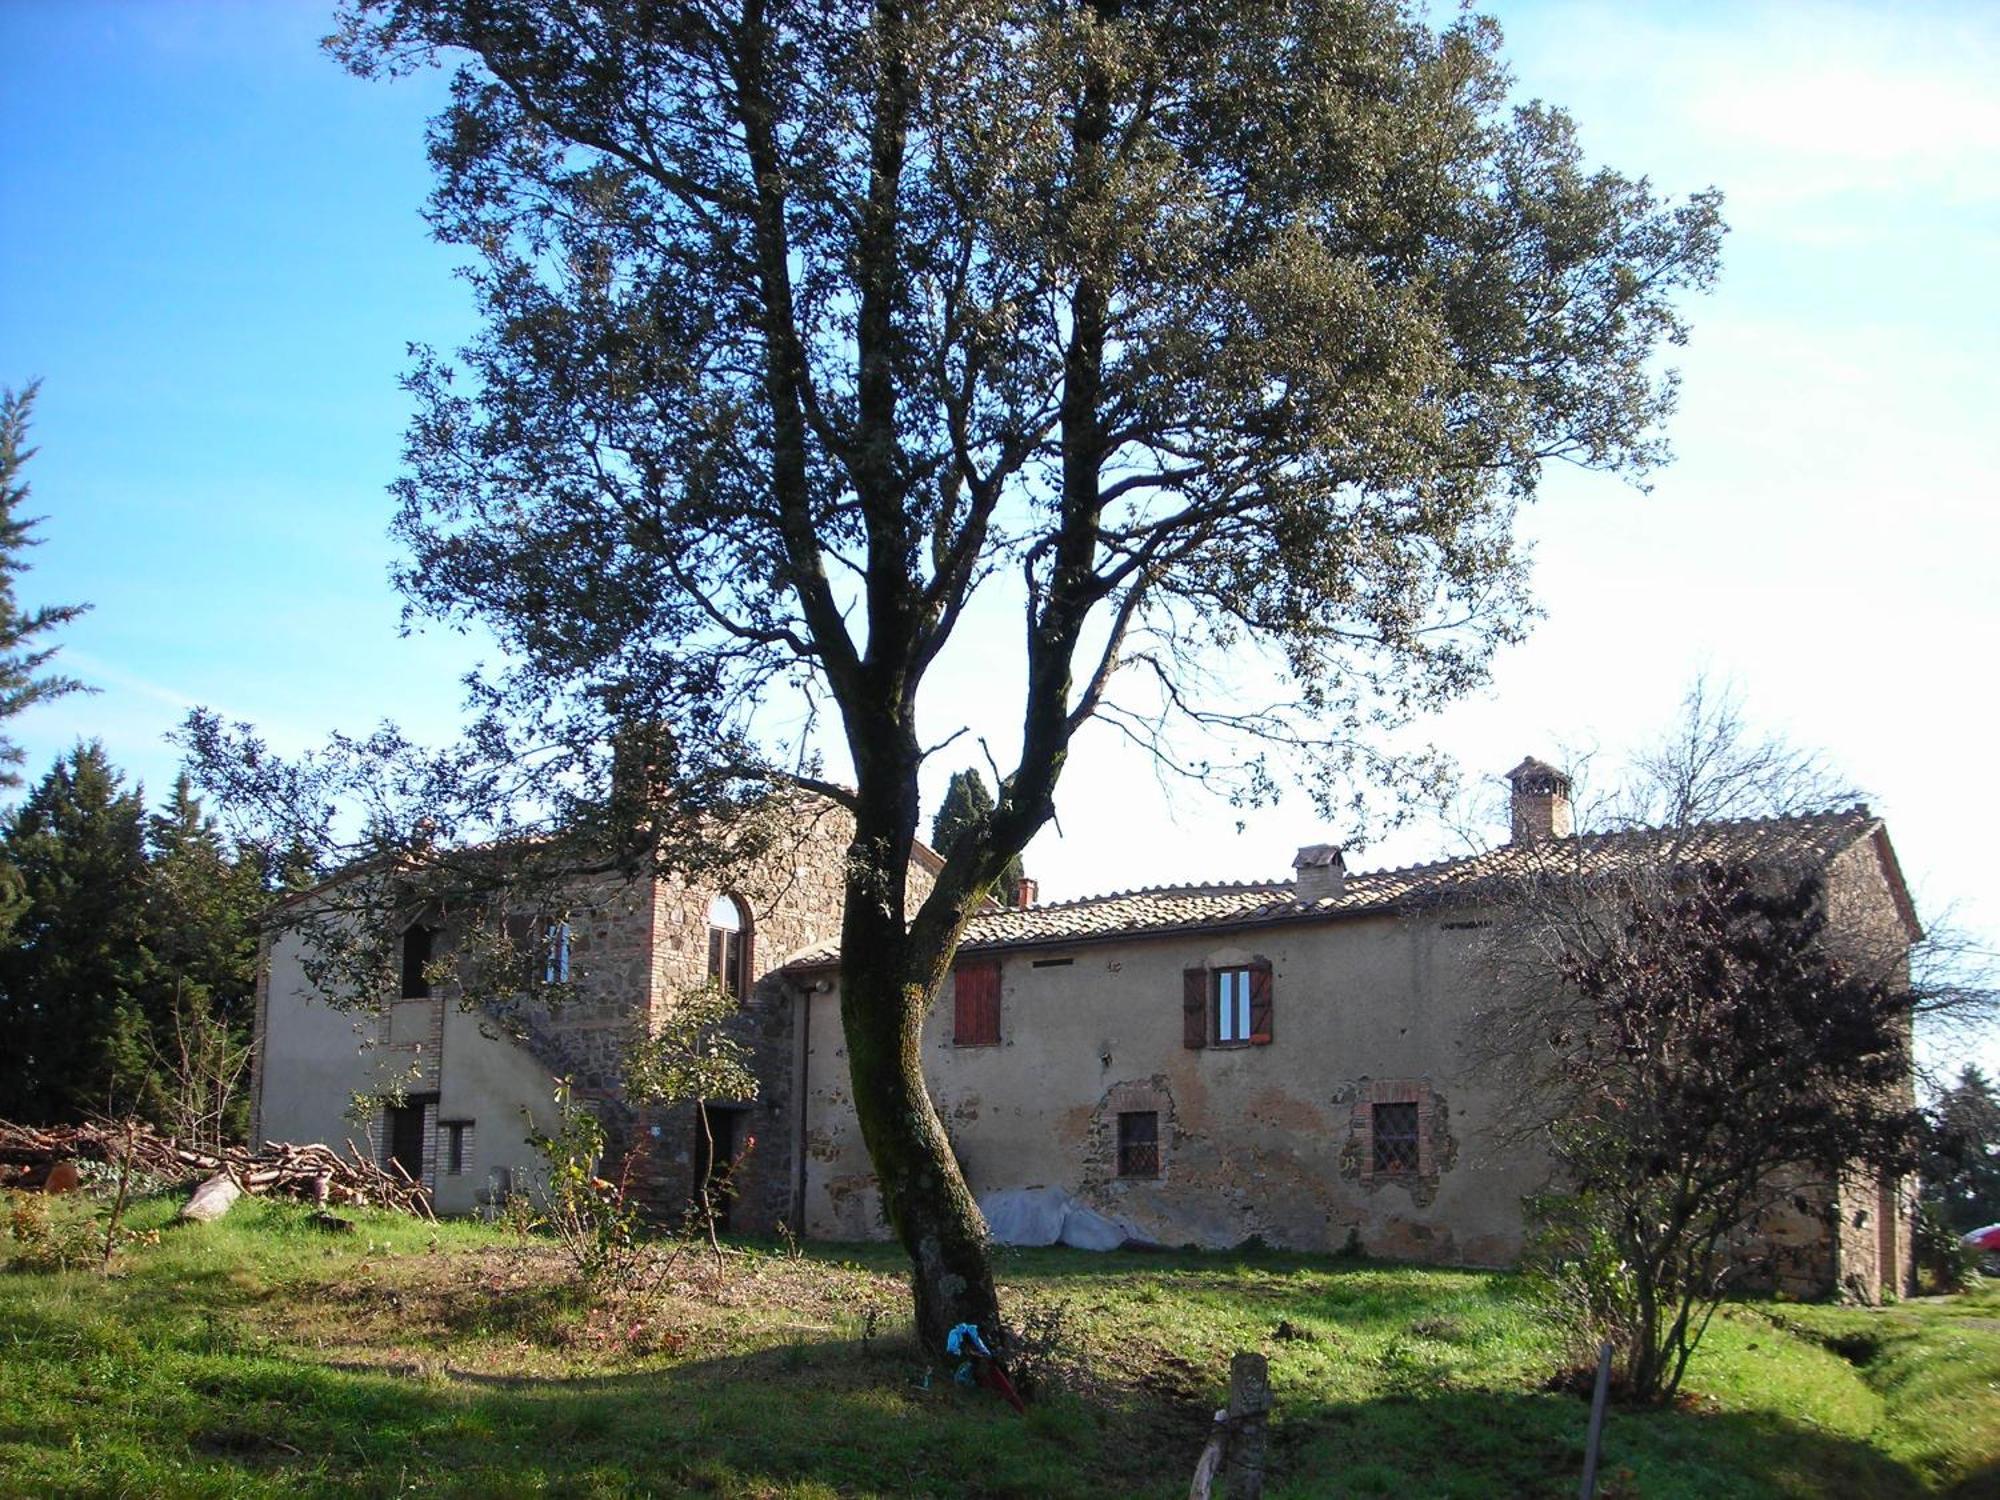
801,911 -> 1547,1262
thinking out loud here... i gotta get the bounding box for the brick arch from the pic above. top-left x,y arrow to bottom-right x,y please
707,892 -> 753,998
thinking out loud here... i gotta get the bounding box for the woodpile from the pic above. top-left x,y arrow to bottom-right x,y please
0,1120 -> 433,1219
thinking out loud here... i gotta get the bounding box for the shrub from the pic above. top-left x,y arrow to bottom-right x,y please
1913,1201 -> 1980,1294
525,1080 -> 648,1292
1007,1298 -> 1099,1402
3,1190 -> 102,1273
1522,1193 -> 1641,1386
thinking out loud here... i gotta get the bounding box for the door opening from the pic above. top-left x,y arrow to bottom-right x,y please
695,1103 -> 741,1233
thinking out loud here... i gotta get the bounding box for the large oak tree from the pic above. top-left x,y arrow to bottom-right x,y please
322,0 -> 1723,1352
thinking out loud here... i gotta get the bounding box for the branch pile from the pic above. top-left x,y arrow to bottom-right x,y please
0,1120 -> 433,1218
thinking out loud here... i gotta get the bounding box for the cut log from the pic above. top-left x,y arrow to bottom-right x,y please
0,1119 -> 433,1220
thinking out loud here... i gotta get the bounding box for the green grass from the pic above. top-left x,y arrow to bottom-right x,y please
1,1192 -> 1996,1497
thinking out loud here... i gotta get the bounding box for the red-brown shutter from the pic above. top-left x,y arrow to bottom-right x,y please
1183,967 -> 1208,1049
953,959 -> 1001,1045
1248,962 -> 1274,1045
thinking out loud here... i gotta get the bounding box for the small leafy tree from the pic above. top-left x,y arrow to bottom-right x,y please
1495,866 -> 1919,1403
528,981 -> 759,1292
626,981 -> 762,1259
1474,684 -> 1944,1403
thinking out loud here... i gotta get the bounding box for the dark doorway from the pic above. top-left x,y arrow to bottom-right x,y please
384,1100 -> 429,1183
695,1104 -> 741,1233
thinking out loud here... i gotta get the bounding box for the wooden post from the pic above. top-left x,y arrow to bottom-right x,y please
1578,1341 -> 1613,1500
1188,1409 -> 1229,1500
1226,1352 -> 1271,1500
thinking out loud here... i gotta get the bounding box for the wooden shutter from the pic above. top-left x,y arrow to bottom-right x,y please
1183,967 -> 1208,1049
1248,962 -> 1274,1045
953,959 -> 1001,1045
503,913 -> 535,982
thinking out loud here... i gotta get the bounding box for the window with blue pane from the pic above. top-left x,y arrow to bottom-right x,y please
1215,967 -> 1252,1044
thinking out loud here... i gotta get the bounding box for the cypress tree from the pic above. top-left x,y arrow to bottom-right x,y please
931,770 -> 1026,907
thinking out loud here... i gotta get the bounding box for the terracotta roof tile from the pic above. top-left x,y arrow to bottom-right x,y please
787,806 -> 1885,968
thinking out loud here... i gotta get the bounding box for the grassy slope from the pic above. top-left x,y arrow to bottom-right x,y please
1,1194 -> 1995,1499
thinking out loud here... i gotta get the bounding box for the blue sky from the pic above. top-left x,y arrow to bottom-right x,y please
4,2 -> 1996,1069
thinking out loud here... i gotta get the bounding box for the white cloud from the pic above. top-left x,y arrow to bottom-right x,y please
1492,1 -> 2000,208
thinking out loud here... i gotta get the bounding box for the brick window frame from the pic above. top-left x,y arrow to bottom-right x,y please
1116,1111 -> 1160,1178
1100,1079 -> 1173,1184
707,894 -> 752,999
381,1093 -> 438,1187
442,1119 -> 474,1176
952,958 -> 1002,1046
1354,1079 -> 1436,1184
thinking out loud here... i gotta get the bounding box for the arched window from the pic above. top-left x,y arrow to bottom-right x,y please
707,894 -> 750,998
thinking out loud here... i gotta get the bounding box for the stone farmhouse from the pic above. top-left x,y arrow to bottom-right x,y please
252,759 -> 1919,1300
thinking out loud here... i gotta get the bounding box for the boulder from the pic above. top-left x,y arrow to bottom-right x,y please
180,1172 -> 242,1224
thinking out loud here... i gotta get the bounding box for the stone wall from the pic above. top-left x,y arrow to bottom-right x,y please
618,797 -> 940,1233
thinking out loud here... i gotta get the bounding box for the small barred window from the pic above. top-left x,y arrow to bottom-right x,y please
1372,1102 -> 1420,1173
1117,1111 -> 1160,1178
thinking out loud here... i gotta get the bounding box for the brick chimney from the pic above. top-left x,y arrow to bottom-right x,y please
1014,876 -> 1039,908
1506,756 -> 1574,844
1292,844 -> 1346,902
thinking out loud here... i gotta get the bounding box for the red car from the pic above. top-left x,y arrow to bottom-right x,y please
1963,1224 -> 2000,1272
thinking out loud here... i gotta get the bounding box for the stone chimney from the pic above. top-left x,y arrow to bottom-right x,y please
1292,844 -> 1347,902
610,720 -> 677,810
1506,756 -> 1574,844
1015,876 -> 1039,908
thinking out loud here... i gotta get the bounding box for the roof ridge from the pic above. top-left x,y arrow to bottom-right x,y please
1022,804 -> 1881,910
1019,876 -> 1291,912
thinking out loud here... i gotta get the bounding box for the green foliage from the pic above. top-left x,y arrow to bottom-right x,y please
0,382 -> 90,791
622,983 -> 760,1112
0,747 -> 265,1132
2,1189 -> 102,1273
1912,1201 -> 1980,1294
0,744 -> 154,1121
1923,1063 -> 2000,1233
1521,1192 -> 1642,1381
523,1079 -> 644,1291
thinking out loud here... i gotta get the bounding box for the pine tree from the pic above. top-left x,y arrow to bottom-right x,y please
0,384 -> 90,786
0,744 -> 153,1121
145,776 -> 264,1144
931,770 -> 1025,907
1924,1065 -> 2000,1231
